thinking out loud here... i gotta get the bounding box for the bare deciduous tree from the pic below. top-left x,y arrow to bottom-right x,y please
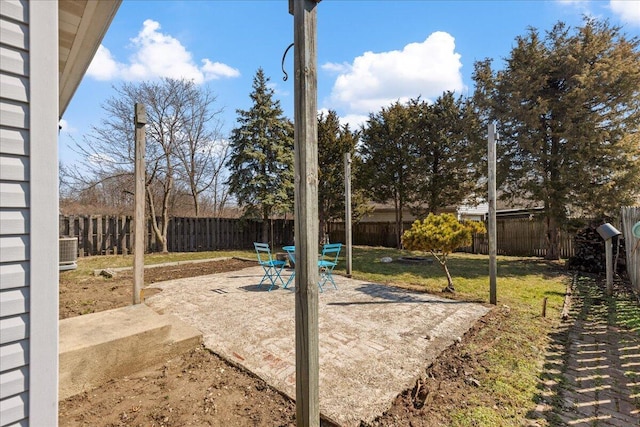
63,78 -> 226,252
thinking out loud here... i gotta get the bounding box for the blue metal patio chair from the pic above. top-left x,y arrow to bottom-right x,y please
318,243 -> 342,292
254,242 -> 286,291
282,245 -> 296,288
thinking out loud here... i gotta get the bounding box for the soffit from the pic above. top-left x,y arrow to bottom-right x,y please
59,0 -> 121,116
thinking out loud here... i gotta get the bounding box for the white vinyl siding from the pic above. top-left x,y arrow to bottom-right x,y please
0,263 -> 28,291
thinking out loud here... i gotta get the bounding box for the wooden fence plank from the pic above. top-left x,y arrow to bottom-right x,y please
59,214 -> 590,259
622,207 -> 640,291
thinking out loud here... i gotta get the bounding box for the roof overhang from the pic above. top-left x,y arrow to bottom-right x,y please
59,0 -> 121,116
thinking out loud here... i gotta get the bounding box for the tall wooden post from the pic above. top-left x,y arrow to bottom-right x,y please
133,103 -> 146,304
488,123 -> 497,305
344,152 -> 352,277
291,0 -> 321,425
605,239 -> 613,295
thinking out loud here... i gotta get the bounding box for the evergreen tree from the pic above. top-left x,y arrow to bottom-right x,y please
402,213 -> 486,292
226,68 -> 294,242
409,93 -> 484,218
358,101 -> 416,248
473,18 -> 640,259
317,110 -> 367,241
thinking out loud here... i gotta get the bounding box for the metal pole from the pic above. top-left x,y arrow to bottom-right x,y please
133,103 -> 146,304
488,123 -> 497,305
605,239 -> 613,295
344,152 -> 352,277
292,0 -> 321,424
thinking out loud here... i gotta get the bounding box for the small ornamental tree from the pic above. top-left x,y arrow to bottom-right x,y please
402,213 -> 486,292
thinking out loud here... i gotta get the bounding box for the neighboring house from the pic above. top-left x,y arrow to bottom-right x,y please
0,1 -> 120,425
361,202 -> 488,223
495,207 -> 545,219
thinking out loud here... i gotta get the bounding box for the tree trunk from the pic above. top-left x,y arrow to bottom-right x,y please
545,214 -> 560,260
440,262 -> 455,293
159,175 -> 172,253
192,192 -> 200,217
261,207 -> 269,243
431,251 -> 455,292
146,187 -> 159,250
394,193 -> 403,249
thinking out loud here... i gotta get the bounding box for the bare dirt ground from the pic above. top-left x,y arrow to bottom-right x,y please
58,258 -> 509,426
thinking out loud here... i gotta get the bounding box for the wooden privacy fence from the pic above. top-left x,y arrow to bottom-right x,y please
59,215 -> 294,256
64,213 -> 636,262
479,218 -> 574,258
167,217 -> 293,253
328,221 -> 413,248
328,218 -> 575,258
621,207 -> 640,291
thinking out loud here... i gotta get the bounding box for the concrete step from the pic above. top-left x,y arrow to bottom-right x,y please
59,304 -> 202,400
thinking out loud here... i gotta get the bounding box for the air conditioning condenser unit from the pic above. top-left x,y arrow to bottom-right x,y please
59,237 -> 78,271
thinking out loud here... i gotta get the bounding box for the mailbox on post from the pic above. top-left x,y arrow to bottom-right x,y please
596,222 -> 621,295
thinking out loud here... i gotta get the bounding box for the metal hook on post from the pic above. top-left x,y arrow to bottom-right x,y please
281,42 -> 294,81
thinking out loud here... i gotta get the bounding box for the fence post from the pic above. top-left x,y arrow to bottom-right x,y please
133,103 -> 146,304
292,0 -> 321,423
488,123 -> 498,305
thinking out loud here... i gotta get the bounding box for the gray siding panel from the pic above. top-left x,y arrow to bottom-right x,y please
0,263 -> 28,291
0,183 -> 28,208
0,100 -> 28,130
0,236 -> 28,263
0,341 -> 28,372
0,367 -> 27,400
0,1 -> 28,24
0,289 -> 28,317
0,75 -> 28,103
0,46 -> 28,77
0,315 -> 28,345
0,210 -> 28,235
0,19 -> 27,51
0,156 -> 28,182
1,1 -> 30,426
0,128 -> 29,156
0,392 -> 27,426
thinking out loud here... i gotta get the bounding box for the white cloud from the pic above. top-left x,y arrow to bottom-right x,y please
322,62 -> 351,74
610,0 -> 640,25
317,108 -> 367,131
323,32 -> 464,118
556,0 -> 640,25
201,59 -> 241,80
87,45 -> 120,80
339,114 -> 369,131
86,19 -> 240,83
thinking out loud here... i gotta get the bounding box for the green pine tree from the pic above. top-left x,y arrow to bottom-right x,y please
226,68 -> 294,242
409,93 -> 484,217
358,101 -> 417,248
473,18 -> 640,259
317,110 -> 368,241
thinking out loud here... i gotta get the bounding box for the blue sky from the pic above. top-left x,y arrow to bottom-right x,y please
59,0 -> 640,166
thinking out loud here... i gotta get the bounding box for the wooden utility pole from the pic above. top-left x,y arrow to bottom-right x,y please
133,103 -> 146,304
344,152 -> 353,277
291,0 -> 321,425
596,223 -> 621,295
488,123 -> 497,305
605,239 -> 614,295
